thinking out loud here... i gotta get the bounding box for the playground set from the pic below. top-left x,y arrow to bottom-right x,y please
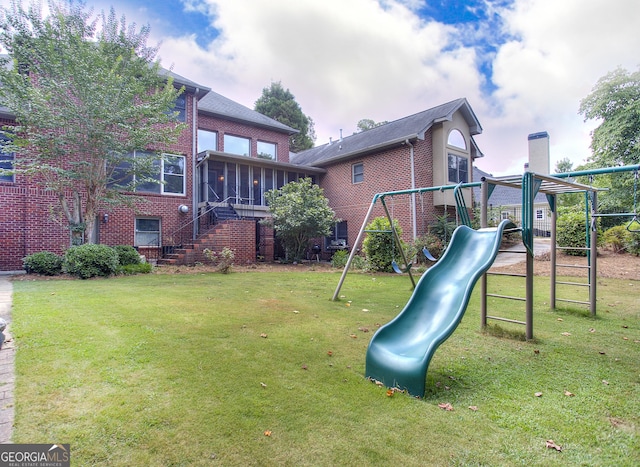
332,164 -> 640,397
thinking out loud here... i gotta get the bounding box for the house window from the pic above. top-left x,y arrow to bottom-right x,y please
536,209 -> 544,220
0,143 -> 14,183
257,141 -> 276,160
224,134 -> 250,156
135,218 -> 160,247
173,95 -> 186,122
197,129 -> 218,153
352,163 -> 364,183
448,154 -> 468,183
110,152 -> 186,195
163,155 -> 186,195
447,129 -> 466,149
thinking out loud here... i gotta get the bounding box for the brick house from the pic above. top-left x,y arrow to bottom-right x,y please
0,61 -> 483,271
291,98 -> 483,252
0,70 -> 321,271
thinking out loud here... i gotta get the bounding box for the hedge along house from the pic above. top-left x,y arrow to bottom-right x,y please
290,98 -> 484,254
0,65 -> 322,271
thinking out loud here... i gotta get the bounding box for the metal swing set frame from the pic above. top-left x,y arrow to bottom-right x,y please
332,164 -> 640,340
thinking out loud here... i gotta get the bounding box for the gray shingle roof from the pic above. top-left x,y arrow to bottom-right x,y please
291,98 -> 482,167
473,166 -> 548,206
198,90 -> 299,135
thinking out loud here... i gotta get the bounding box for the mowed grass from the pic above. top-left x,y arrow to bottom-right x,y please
10,269 -> 640,466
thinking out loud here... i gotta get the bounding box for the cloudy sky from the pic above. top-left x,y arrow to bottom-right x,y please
3,0 -> 639,175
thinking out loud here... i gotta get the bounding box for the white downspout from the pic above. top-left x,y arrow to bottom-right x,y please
406,139 -> 417,239
192,89 -> 199,240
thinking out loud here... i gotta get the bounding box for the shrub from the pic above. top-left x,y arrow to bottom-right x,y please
624,220 -> 640,256
429,215 -> 456,245
603,225 -> 628,253
113,245 -> 141,266
330,249 -> 348,268
118,263 -> 152,275
330,250 -> 368,270
557,211 -> 590,256
203,247 -> 235,274
23,251 -> 63,275
63,244 -> 119,279
362,217 -> 407,272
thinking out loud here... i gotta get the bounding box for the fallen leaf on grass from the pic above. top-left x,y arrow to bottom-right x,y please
468,406 -> 478,411
345,303 -> 351,307
557,318 -> 563,322
546,440 -> 562,451
386,389 -> 394,397
535,392 -> 543,397
534,349 -> 540,354
438,402 -> 454,411
561,332 -> 571,336
358,327 -> 369,332
622,337 -> 629,340
599,351 -> 606,355
327,350 -> 333,356
292,310 -> 299,314
264,430 -> 272,437
301,364 -> 308,370
362,308 -> 370,312
564,390 -> 575,397
260,333 -> 268,338
589,328 -> 596,333
260,382 -> 267,388
602,380 -> 609,385
349,334 -> 357,339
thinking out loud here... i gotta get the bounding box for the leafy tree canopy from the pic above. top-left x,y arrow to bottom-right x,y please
254,81 -> 315,152
579,67 -> 640,167
262,178 -> 336,262
579,67 -> 640,217
0,0 -> 184,244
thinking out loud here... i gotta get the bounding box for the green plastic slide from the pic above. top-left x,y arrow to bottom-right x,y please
365,219 -> 514,398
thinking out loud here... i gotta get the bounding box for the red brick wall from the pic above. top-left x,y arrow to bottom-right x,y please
198,115 -> 292,163
319,131 -> 435,249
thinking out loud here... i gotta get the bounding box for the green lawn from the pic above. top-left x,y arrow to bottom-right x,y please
10,270 -> 640,466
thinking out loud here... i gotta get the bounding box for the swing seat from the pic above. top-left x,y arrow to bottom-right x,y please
391,260 -> 412,274
422,247 -> 438,262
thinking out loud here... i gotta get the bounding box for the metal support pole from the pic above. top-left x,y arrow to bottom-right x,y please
550,195 -> 557,310
480,179 -> 489,329
590,191 -> 597,316
526,247 -> 534,340
332,197 -> 378,301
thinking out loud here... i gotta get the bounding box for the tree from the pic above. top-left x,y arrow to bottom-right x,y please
0,0 -> 184,245
354,118 -> 388,133
554,157 -> 573,174
579,67 -> 640,217
579,67 -> 640,167
254,81 -> 315,152
262,178 -> 336,262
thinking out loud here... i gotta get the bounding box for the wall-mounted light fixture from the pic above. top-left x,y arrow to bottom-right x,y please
253,179 -> 259,186
178,204 -> 189,214
218,175 -> 224,182
102,213 -> 109,224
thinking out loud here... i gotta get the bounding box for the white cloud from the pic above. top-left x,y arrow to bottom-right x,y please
2,0 -> 638,177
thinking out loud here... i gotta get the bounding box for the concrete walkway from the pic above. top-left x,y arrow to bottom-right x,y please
0,274 -> 15,444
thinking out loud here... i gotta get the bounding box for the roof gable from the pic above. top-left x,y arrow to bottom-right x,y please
291,98 -> 482,167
